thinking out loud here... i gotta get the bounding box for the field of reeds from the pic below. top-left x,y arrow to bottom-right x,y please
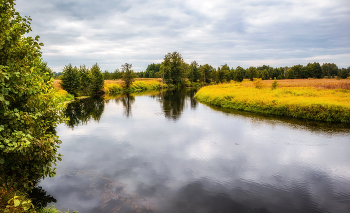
195,79 -> 350,123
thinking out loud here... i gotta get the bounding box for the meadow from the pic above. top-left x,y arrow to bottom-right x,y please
195,79 -> 350,123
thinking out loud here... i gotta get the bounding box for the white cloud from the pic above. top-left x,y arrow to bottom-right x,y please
15,0 -> 350,71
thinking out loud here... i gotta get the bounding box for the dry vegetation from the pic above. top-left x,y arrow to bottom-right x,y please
195,78 -> 350,123
242,78 -> 350,90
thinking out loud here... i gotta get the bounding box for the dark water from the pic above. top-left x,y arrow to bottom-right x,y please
39,89 -> 350,213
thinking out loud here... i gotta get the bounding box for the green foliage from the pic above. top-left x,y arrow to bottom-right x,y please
306,62 -> 323,79
37,60 -> 54,83
233,66 -> 245,82
60,64 -> 80,96
160,52 -> 186,86
271,78 -> 278,90
121,63 -> 135,89
4,194 -> 35,213
261,69 -> 270,80
218,64 -> 229,83
339,68 -> 349,79
104,84 -> 122,94
188,61 -> 200,83
199,64 -> 213,84
79,65 -> 92,95
37,205 -> 78,213
143,63 -> 161,78
0,0 -> 64,190
246,67 -> 258,81
322,63 -> 338,78
112,69 -> 122,79
90,63 -> 104,94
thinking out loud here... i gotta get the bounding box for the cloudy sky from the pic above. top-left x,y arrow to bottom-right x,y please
15,0 -> 350,72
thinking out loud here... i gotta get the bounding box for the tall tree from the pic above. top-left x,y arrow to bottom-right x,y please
306,62 -> 323,79
0,0 -> 64,189
188,61 -> 200,83
90,63 -> 104,94
60,64 -> 81,96
339,68 -> 349,79
160,52 -> 186,86
199,64 -> 213,84
121,63 -> 135,89
246,67 -> 258,81
218,64 -> 230,83
234,66 -> 245,82
79,65 -> 92,95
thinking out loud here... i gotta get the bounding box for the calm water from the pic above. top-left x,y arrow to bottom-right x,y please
39,89 -> 350,213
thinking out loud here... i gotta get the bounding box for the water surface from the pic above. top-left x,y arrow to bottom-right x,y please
39,89 -> 350,213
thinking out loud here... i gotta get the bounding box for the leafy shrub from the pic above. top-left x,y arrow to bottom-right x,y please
271,78 -> 278,90
253,78 -> 264,89
0,0 -> 65,191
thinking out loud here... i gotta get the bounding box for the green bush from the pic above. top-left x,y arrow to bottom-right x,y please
0,0 -> 64,191
60,65 -> 80,96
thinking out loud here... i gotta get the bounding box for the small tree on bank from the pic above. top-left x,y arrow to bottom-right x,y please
90,63 -> 104,94
121,63 -> 135,89
60,64 -> 80,96
79,65 -> 92,95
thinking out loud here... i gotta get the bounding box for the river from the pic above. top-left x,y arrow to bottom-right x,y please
38,89 -> 350,213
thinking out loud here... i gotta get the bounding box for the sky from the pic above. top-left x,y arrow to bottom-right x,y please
15,0 -> 350,72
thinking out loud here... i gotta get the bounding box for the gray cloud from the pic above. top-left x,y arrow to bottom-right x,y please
15,0 -> 350,71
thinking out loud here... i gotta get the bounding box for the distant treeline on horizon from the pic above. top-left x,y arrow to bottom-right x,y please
54,62 -> 350,82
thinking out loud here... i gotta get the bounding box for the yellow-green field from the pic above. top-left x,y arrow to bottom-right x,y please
104,79 -> 166,94
53,79 -> 165,98
195,79 -> 350,123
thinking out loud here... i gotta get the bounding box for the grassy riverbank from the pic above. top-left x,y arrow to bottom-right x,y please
104,79 -> 167,94
54,78 -> 167,97
195,79 -> 350,123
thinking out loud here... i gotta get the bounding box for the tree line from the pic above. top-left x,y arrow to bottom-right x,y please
68,53 -> 349,86
60,63 -> 104,96
60,62 -> 137,95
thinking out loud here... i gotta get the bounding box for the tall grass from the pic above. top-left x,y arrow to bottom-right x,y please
195,82 -> 350,123
54,90 -> 75,102
104,80 -> 167,94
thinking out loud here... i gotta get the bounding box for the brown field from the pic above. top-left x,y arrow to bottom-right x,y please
242,78 -> 350,90
53,79 -> 62,90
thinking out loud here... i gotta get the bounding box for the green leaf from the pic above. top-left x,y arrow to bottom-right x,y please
0,158 -> 4,164
14,199 -> 20,207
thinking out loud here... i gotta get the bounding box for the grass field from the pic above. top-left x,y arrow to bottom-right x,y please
195,79 -> 350,123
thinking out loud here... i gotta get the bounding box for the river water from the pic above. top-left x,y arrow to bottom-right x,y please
39,89 -> 350,213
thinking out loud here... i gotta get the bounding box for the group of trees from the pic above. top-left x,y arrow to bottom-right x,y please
60,63 -> 104,96
136,53 -> 349,85
60,53 -> 349,89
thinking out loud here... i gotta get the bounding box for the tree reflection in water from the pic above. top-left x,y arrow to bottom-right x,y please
159,89 -> 191,121
64,96 -> 105,129
187,89 -> 198,110
121,93 -> 135,117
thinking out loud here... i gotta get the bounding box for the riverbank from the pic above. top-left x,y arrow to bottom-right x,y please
195,79 -> 350,123
54,79 -> 168,98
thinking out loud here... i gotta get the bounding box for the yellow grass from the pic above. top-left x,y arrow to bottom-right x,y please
195,80 -> 350,123
242,78 -> 350,89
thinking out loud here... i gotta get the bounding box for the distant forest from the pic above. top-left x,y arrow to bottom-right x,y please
55,62 -> 350,82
